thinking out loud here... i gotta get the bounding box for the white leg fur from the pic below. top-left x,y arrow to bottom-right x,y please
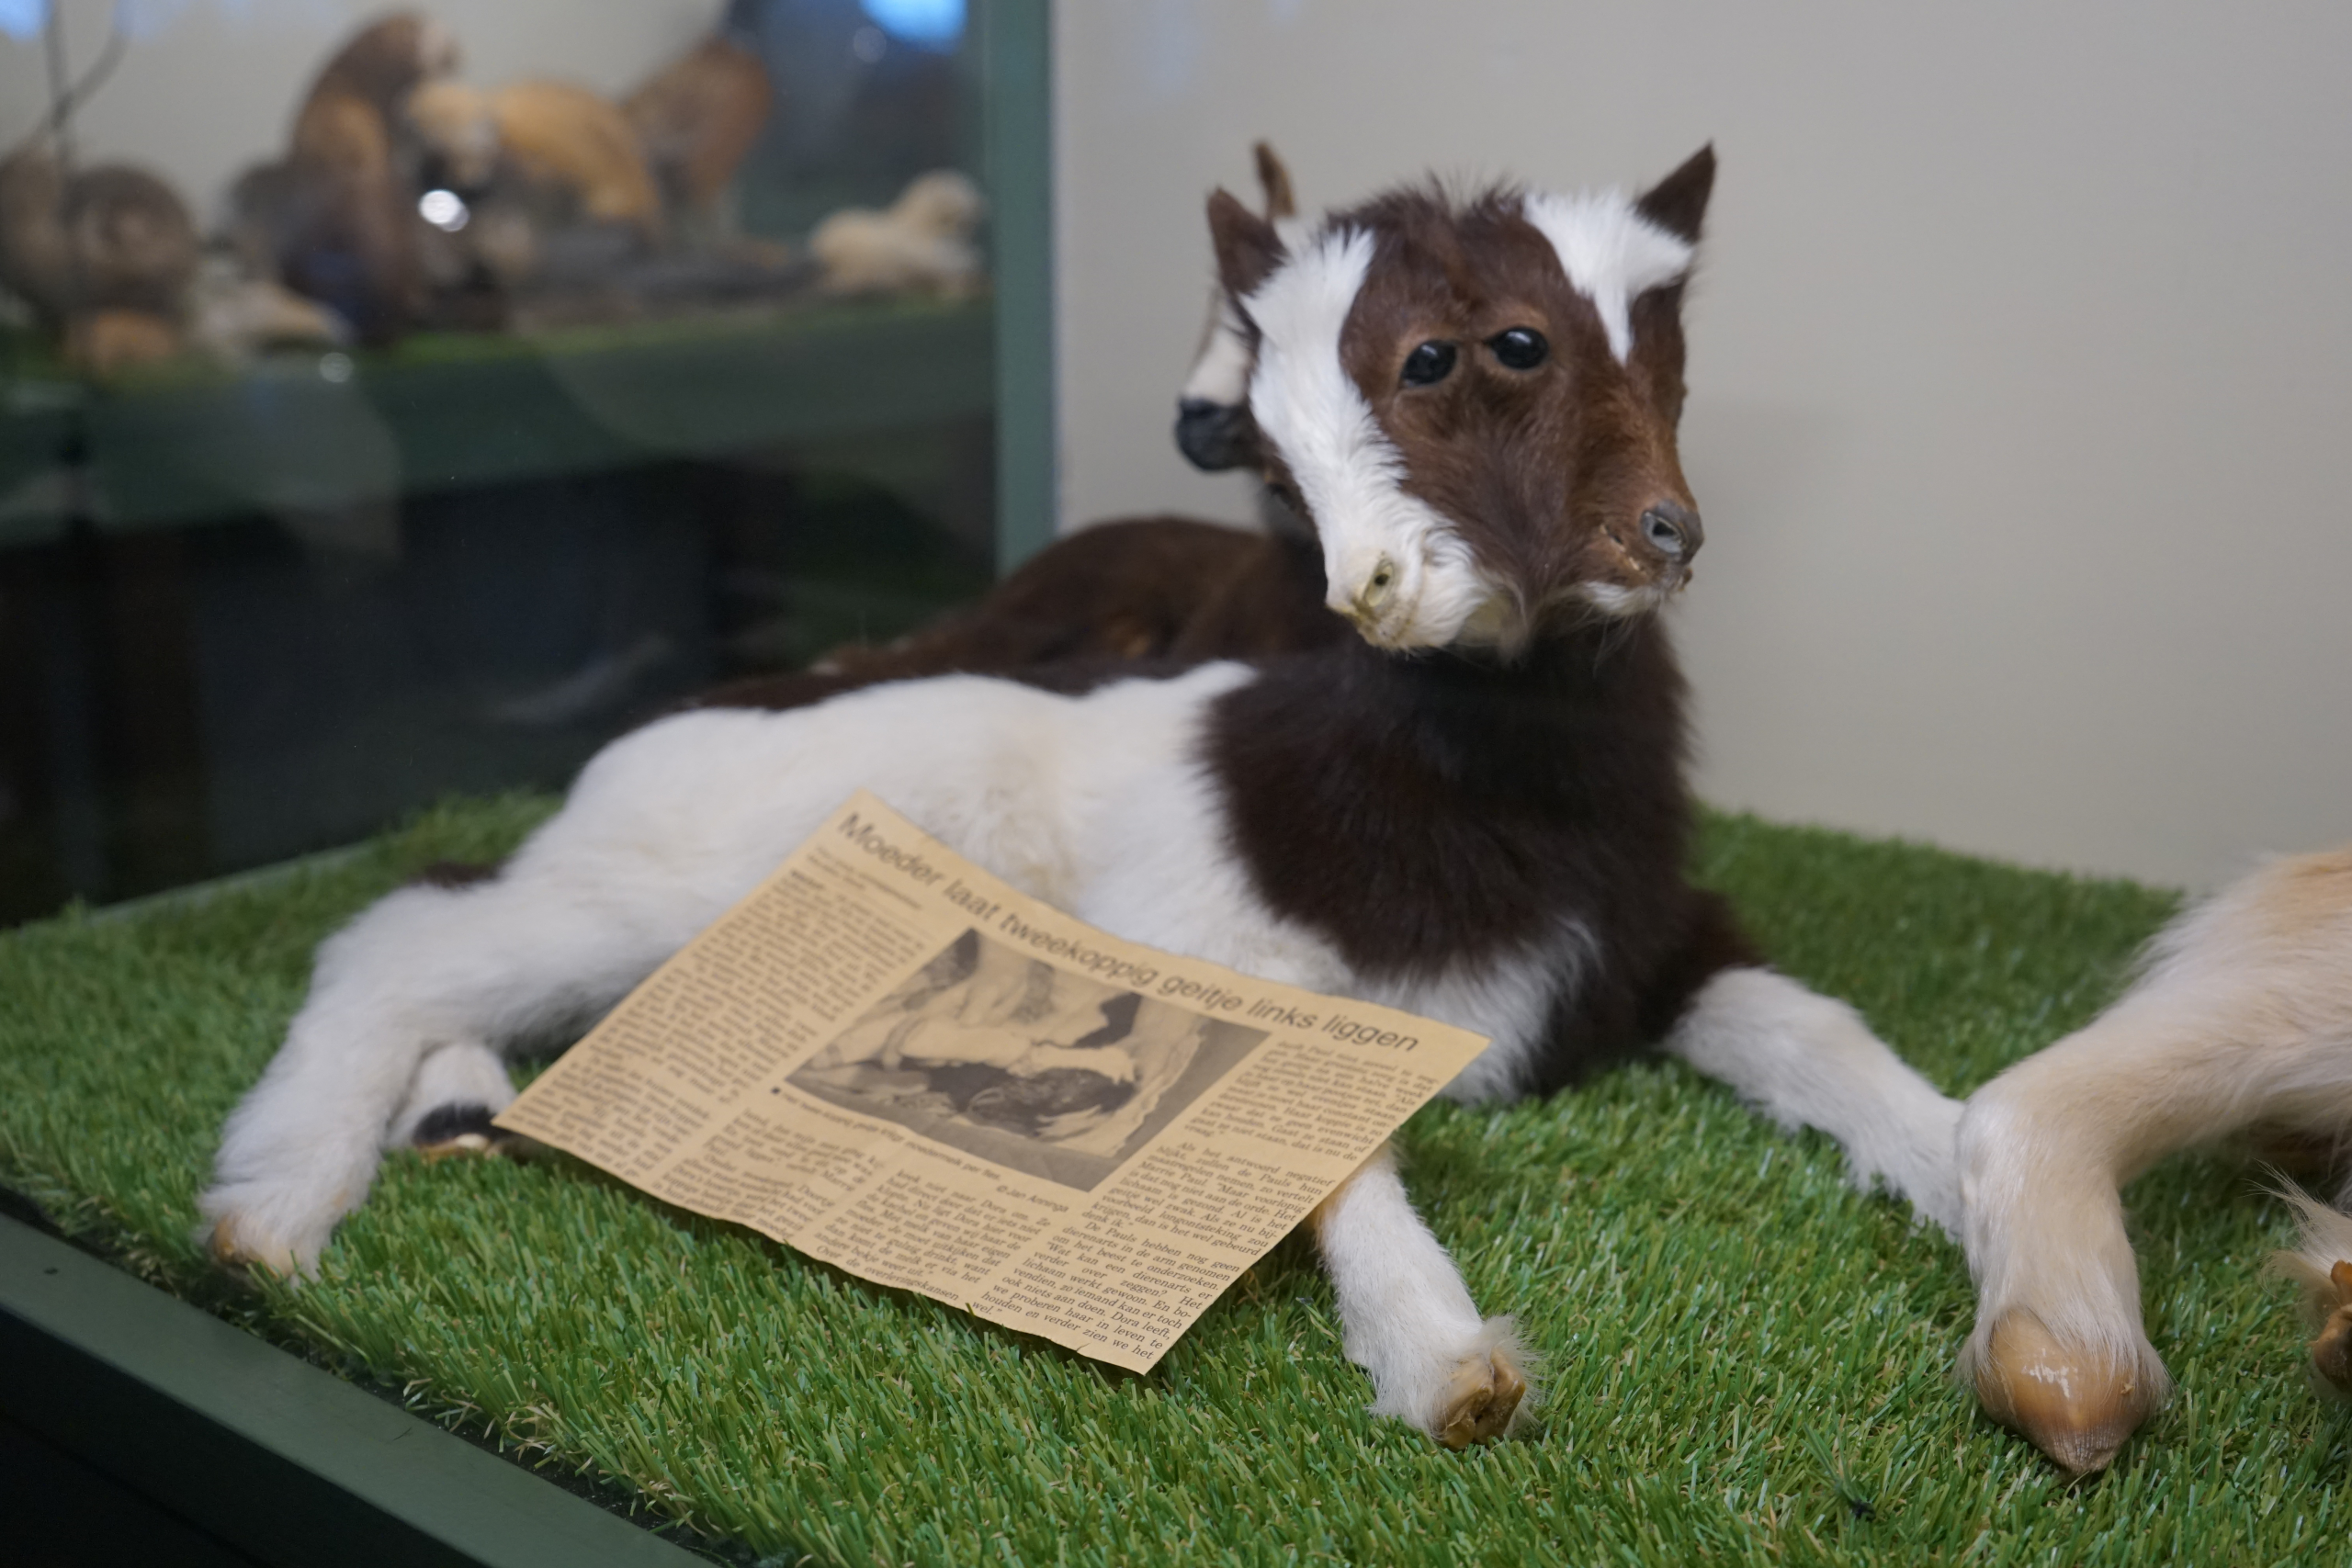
1310,1144 -> 1527,1446
1665,966 -> 1963,1237
1956,847 -> 2352,1471
201,874 -> 689,1274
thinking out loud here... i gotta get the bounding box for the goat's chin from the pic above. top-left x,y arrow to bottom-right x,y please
1566,581 -> 1673,623
1442,597 -> 1535,659
1348,593 -> 1537,662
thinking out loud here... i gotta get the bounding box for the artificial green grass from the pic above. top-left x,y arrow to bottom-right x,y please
4,797 -> 2346,1566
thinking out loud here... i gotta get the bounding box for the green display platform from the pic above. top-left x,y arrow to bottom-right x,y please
6,794 -> 2345,1565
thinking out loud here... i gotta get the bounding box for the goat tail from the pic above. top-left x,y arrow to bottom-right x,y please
1661,965 -> 1962,1237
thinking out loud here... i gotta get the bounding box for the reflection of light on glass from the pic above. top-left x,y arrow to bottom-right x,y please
850,24 -> 886,63
861,0 -> 964,49
318,352 -> 354,384
0,0 -> 46,41
418,188 -> 470,231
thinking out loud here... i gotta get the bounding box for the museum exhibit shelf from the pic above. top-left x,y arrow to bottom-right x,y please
0,0 -> 1056,929
0,298 -> 1009,926
0,296 -> 995,547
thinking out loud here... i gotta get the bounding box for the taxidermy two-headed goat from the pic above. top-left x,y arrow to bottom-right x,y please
204,147 -> 1964,1447
1960,847 -> 2352,1472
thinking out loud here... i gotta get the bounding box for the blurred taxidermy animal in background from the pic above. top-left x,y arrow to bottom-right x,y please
0,141 -> 198,376
185,254 -> 352,363
1958,846 -> 2352,1472
230,11 -> 458,344
404,78 -> 665,243
623,37 -> 773,234
810,170 -> 984,299
398,32 -> 779,320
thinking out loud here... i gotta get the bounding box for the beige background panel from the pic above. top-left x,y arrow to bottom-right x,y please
1054,0 -> 2352,889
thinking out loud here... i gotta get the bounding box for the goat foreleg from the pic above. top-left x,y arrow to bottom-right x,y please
200,872 -> 678,1275
1309,1143 -> 1528,1447
1664,966 -> 1963,1236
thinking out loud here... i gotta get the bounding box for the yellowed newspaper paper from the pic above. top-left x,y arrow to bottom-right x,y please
495,792 -> 1489,1372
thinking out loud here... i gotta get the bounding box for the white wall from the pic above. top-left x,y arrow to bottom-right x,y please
1054,0 -> 2352,890
0,0 -> 721,224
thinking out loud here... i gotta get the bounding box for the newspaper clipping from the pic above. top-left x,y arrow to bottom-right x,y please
494,793 -> 1490,1373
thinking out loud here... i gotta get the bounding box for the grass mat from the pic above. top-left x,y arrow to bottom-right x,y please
4,795 -> 2347,1565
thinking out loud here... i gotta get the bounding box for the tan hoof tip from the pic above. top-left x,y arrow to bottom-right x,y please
1435,1348 -> 1527,1450
1975,1314 -> 2152,1475
2312,1270 -> 2352,1394
417,1131 -> 498,1163
207,1217 -> 293,1279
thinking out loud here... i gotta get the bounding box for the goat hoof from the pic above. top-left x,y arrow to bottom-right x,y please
1434,1345 -> 1526,1449
418,1132 -> 496,1162
408,1102 -> 529,1162
207,1213 -> 298,1280
1974,1312 -> 2152,1474
2312,1262 -> 2352,1394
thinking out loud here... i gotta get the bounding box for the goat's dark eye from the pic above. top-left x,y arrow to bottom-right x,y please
1399,340 -> 1456,387
1489,328 -> 1548,370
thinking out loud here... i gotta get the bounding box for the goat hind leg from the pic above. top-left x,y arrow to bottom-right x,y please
1310,1143 -> 1527,1447
201,876 -> 661,1276
1954,1042 -> 2164,1473
1960,852 -> 2352,1472
1960,1018 -> 2352,1468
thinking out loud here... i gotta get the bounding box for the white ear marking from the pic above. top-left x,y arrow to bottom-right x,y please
1519,190 -> 1694,362
1181,288 -> 1257,406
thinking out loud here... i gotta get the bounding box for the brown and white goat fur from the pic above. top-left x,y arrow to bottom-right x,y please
202,148 -> 1963,1447
1959,846 -> 2352,1472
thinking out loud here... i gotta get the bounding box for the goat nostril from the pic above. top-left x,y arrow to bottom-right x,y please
1641,505 -> 1697,559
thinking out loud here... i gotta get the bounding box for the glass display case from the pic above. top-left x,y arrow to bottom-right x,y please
0,0 -> 1051,925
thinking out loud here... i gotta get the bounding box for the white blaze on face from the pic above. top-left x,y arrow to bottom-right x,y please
1518,189 -> 1693,363
1242,227 -> 1492,650
1182,217 -> 1313,408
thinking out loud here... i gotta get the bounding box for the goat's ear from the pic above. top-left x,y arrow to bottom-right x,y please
1208,187 -> 1287,302
1634,144 -> 1715,243
1251,141 -> 1296,220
